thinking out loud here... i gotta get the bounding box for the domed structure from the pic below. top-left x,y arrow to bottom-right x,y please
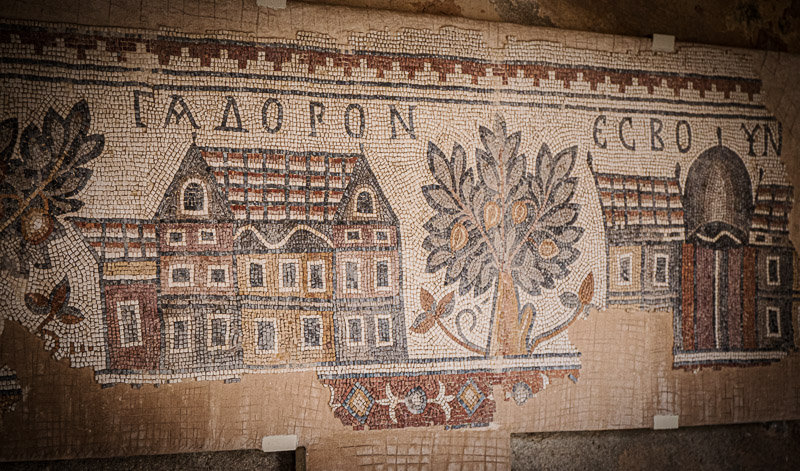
682,145 -> 753,247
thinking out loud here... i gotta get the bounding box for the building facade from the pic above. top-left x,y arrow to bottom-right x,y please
71,145 -> 407,383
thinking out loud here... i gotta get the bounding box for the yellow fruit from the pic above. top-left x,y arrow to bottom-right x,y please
512,201 -> 527,224
21,208 -> 54,245
483,202 -> 501,229
538,239 -> 559,259
450,222 -> 468,252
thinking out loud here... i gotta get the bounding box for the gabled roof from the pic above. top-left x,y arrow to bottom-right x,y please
750,184 -> 794,246
154,146 -> 233,221
200,147 -> 397,225
593,170 -> 685,242
201,148 -> 358,222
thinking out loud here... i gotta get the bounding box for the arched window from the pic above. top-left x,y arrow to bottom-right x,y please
356,190 -> 374,214
183,182 -> 205,212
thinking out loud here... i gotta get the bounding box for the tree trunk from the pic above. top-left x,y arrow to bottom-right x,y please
491,271 -> 527,356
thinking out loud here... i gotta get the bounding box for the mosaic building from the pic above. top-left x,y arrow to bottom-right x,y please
0,5 -> 799,459
70,144 -> 407,382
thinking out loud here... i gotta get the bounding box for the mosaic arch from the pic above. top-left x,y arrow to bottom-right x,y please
0,21 -> 797,431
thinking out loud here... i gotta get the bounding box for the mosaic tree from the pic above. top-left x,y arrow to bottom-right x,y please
0,100 -> 103,343
416,114 -> 592,356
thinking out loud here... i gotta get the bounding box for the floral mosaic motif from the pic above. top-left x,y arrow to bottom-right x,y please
0,100 -> 104,278
420,114 -> 591,356
24,276 -> 85,351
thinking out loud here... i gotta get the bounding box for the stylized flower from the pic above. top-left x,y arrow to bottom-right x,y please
0,100 -> 103,278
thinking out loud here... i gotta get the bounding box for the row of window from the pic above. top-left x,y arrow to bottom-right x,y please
253,314 -> 393,354
616,253 -> 782,287
115,301 -> 394,354
616,253 -> 670,286
248,259 -> 391,292
344,228 -> 390,243
166,228 -> 217,246
169,264 -> 230,288
116,301 -> 235,352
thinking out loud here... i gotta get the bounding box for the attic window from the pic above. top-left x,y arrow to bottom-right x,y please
183,182 -> 205,211
356,190 -> 374,214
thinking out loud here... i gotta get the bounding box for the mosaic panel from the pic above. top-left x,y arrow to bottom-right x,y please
0,20 -> 797,434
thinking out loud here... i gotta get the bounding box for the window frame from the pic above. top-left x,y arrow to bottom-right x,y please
617,253 -> 633,286
179,178 -> 209,217
207,313 -> 231,352
168,316 -> 193,353
307,259 -> 327,293
374,229 -> 390,244
345,229 -> 362,242
206,264 -> 230,288
766,256 -> 781,286
766,306 -> 782,337
167,229 -> 186,247
198,228 -> 217,245
168,264 -> 194,288
116,300 -> 143,348
346,316 -> 366,346
278,258 -> 301,293
353,187 -> 377,217
653,253 -> 669,287
343,259 -> 361,293
375,258 -> 392,292
375,315 -> 393,347
300,315 -> 324,351
248,260 -> 265,288
254,317 -> 278,354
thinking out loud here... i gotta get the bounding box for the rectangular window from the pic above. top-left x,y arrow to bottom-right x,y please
346,230 -> 361,241
653,254 -> 669,286
345,261 -> 360,291
302,316 -> 322,349
767,307 -> 781,336
116,301 -> 142,347
280,260 -> 298,291
210,317 -> 228,349
307,260 -> 326,292
249,262 -> 264,287
374,230 -> 389,243
172,320 -> 189,351
618,254 -> 632,285
256,319 -> 276,353
767,257 -> 780,286
168,230 -> 185,245
376,315 -> 392,346
376,260 -> 390,289
199,229 -> 216,244
169,265 -> 193,287
347,317 -> 364,345
210,269 -> 226,283
207,265 -> 229,287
